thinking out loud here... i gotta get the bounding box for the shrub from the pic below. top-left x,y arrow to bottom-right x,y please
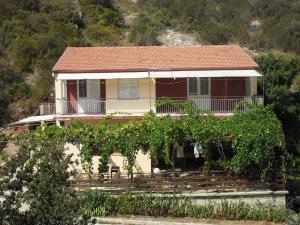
81,191 -> 291,223
0,134 -> 92,225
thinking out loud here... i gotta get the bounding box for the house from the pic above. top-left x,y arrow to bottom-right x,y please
15,45 -> 264,174
50,45 -> 262,123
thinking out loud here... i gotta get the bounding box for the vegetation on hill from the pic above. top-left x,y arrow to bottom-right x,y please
0,0 -> 300,126
131,0 -> 300,52
0,0 -> 124,126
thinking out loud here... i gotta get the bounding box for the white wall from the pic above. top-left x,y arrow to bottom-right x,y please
106,78 -> 156,114
65,143 -> 152,175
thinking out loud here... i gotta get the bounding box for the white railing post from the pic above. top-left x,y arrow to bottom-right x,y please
52,96 -> 264,115
154,96 -> 264,114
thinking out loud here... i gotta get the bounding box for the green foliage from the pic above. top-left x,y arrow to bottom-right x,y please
0,127 -> 92,225
0,64 -> 22,126
129,13 -> 163,45
135,0 -> 300,51
8,37 -> 38,72
0,134 -> 8,154
224,105 -> 285,177
82,191 -> 291,223
0,0 -> 124,125
140,111 -> 185,165
256,54 -> 300,168
83,23 -> 121,44
81,190 -> 116,216
21,103 -> 286,180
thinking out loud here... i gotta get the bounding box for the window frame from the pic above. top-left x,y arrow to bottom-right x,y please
78,79 -> 87,98
118,79 -> 139,99
187,78 -> 211,97
61,80 -> 67,99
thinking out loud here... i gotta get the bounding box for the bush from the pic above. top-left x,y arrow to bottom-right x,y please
129,13 -> 163,45
81,191 -> 291,223
0,132 -> 92,225
83,23 -> 120,43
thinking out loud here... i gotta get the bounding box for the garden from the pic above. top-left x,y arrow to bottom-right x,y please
27,100 -> 287,180
1,101 -> 297,224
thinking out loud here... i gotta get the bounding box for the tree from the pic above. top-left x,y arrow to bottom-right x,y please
129,13 -> 162,45
0,64 -> 22,126
256,54 -> 300,167
0,127 -> 92,225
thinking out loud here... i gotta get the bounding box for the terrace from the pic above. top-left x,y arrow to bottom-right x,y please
39,96 -> 264,116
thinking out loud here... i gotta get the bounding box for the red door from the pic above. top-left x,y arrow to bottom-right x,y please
211,78 -> 246,112
156,78 -> 187,99
67,80 -> 77,113
211,78 -> 226,111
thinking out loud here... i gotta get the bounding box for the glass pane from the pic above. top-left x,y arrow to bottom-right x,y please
119,79 -> 138,99
200,78 -> 209,95
129,86 -> 138,98
188,78 -> 197,95
79,80 -> 87,98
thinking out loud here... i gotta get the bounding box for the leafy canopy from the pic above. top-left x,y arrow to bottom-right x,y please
12,103 -> 286,180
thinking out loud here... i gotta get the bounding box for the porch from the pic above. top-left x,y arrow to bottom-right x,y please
51,74 -> 263,116
48,96 -> 264,116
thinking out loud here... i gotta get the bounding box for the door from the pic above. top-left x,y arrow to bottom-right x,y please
187,78 -> 211,112
211,77 -> 246,112
77,80 -> 87,113
77,80 -> 101,114
67,80 -> 77,114
211,78 -> 226,112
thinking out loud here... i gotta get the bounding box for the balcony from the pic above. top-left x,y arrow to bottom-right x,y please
156,97 -> 264,114
39,97 -> 264,116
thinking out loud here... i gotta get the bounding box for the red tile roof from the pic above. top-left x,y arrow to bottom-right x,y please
52,45 -> 258,73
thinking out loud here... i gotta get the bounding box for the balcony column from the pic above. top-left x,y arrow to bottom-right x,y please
250,77 -> 257,96
55,78 -> 62,114
148,76 -> 151,112
225,77 -> 228,111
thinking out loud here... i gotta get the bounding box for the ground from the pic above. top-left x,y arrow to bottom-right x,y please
95,216 -> 281,225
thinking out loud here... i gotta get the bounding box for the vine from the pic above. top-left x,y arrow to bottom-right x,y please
14,99 -> 287,180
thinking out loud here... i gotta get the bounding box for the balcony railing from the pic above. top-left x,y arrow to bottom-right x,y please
56,99 -> 106,115
39,103 -> 56,115
40,97 -> 264,116
157,97 -> 264,114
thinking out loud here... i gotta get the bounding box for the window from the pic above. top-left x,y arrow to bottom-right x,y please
188,78 -> 210,96
78,80 -> 87,98
118,79 -> 138,99
200,78 -> 209,95
188,78 -> 198,95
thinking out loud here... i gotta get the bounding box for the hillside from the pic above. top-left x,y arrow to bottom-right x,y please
0,0 -> 300,126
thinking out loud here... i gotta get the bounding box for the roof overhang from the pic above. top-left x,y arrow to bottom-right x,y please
56,70 -> 262,80
12,115 -> 56,125
56,72 -> 149,80
150,70 -> 262,78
